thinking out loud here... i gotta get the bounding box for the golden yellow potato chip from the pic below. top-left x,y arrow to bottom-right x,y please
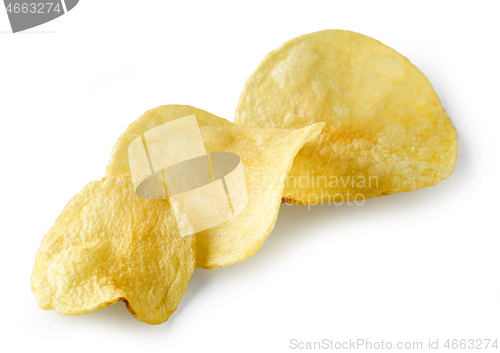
235,30 -> 458,205
31,175 -> 195,325
105,105 -> 323,268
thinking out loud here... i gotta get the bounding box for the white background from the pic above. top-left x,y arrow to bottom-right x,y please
1,1 -> 499,352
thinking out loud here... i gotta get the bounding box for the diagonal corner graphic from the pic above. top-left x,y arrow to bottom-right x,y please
3,0 -> 79,33
128,114 -> 248,237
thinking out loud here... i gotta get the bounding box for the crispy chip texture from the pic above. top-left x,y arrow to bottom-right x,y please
235,30 -> 458,204
31,176 -> 195,325
105,105 -> 323,269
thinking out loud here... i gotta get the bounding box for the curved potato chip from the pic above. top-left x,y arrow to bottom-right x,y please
105,105 -> 323,269
31,175 -> 195,325
235,30 -> 458,205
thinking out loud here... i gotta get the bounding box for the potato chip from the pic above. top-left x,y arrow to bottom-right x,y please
235,30 -> 458,205
105,105 -> 323,268
31,175 -> 195,325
